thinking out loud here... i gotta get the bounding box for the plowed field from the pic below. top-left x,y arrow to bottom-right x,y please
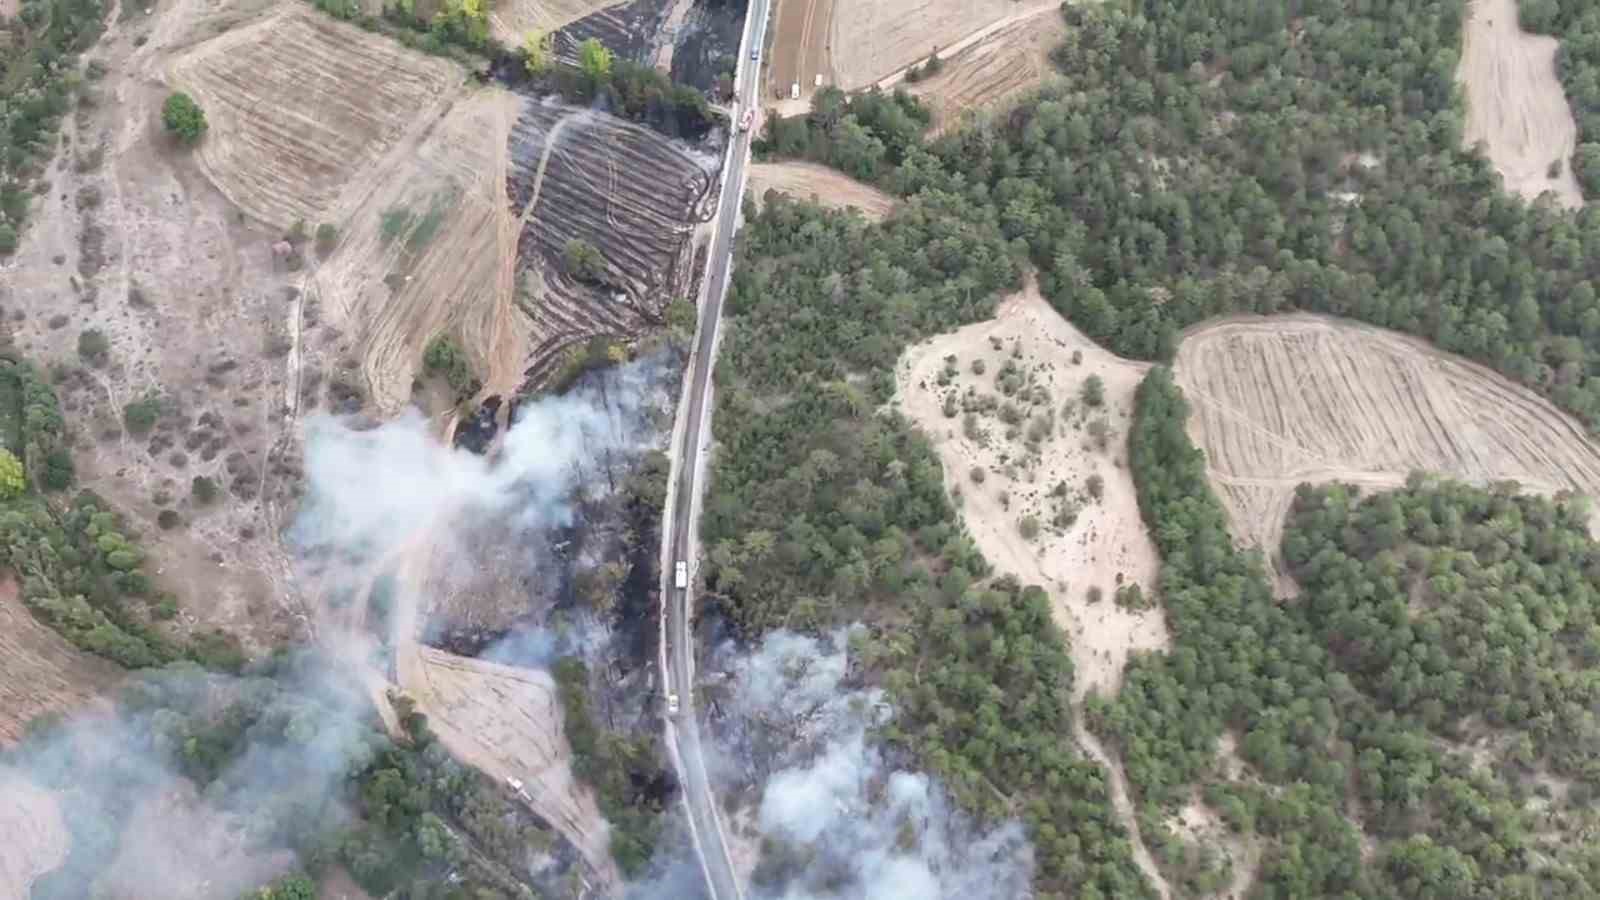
507,101 -> 716,387
830,0 -> 1017,90
1175,316 -> 1600,570
487,0 -> 628,48
747,161 -> 895,220
170,8 -> 460,229
904,12 -> 1065,135
0,578 -> 119,747
1459,0 -> 1583,208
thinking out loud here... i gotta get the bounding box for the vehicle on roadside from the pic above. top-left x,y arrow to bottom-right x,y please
667,692 -> 680,715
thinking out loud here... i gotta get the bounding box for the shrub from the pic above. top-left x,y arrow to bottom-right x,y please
157,509 -> 182,530
191,475 -> 219,505
1019,515 -> 1041,540
971,358 -> 986,375
78,328 -> 110,364
970,466 -> 986,484
124,395 -> 161,435
564,238 -> 605,282
0,450 -> 25,499
0,224 -> 17,255
315,223 -> 339,257
1086,473 -> 1105,500
1081,374 -> 1105,407
162,92 -> 208,144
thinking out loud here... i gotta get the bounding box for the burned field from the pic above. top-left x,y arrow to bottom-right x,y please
506,100 -> 718,386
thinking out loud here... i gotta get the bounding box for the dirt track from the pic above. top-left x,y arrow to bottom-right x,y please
0,770 -> 68,900
746,161 -> 895,220
1175,315 -> 1600,576
901,10 -> 1064,135
897,284 -> 1173,898
1458,0 -> 1584,208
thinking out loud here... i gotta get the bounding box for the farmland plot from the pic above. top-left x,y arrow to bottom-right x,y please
1175,316 -> 1600,572
0,580 -> 119,747
747,161 -> 895,221
904,12 -> 1066,135
830,0 -> 1017,90
170,9 -> 460,229
506,101 -> 716,385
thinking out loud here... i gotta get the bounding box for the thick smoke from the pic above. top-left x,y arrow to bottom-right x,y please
2,657 -> 380,900
635,630 -> 1034,900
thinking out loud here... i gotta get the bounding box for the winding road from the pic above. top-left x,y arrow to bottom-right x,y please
656,1 -> 769,898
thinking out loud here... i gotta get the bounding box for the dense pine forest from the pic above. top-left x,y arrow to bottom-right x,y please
718,0 -> 1600,896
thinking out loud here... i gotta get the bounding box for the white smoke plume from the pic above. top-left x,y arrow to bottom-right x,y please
637,629 -> 1034,900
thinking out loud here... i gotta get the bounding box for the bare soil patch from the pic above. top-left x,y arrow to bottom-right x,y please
830,0 -> 1016,91
768,0 -> 835,101
902,10 -> 1065,135
1174,315 -> 1600,573
898,282 -> 1167,700
488,0 -> 628,49
897,283 -> 1173,896
1458,0 -> 1584,208
0,769 -> 69,900
0,0 -> 19,20
170,8 -> 462,230
0,578 -> 120,747
746,161 -> 894,221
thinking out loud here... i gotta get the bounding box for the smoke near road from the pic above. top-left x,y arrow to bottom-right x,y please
633,629 -> 1035,900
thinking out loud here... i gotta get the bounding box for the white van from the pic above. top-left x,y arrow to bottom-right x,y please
674,560 -> 688,589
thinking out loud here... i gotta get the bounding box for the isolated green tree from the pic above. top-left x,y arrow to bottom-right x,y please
1081,374 -> 1105,407
564,238 -> 605,282
0,450 -> 25,499
523,29 -> 554,75
161,92 -> 207,145
579,38 -> 613,84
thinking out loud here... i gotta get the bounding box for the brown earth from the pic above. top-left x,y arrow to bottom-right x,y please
0,578 -> 121,747
488,0 -> 627,50
0,769 -> 69,900
746,161 -> 895,221
0,0 -> 19,19
830,0 -> 1020,91
317,867 -> 378,900
768,0 -> 835,101
169,8 -> 463,230
1458,0 -> 1584,208
897,281 -> 1172,898
901,9 -> 1065,135
1174,315 -> 1600,580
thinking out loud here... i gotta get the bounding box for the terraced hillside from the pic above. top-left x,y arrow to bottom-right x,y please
506,101 -> 717,385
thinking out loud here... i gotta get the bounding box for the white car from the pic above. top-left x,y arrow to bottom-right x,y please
667,693 -> 680,715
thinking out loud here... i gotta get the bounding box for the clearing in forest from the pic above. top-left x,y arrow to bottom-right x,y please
0,578 -> 119,747
1458,0 -> 1584,208
896,283 -> 1167,698
169,8 -> 461,229
831,0 -> 1045,91
900,10 -> 1066,135
1174,315 -> 1600,572
896,281 -> 1171,897
0,770 -> 68,900
746,161 -> 895,221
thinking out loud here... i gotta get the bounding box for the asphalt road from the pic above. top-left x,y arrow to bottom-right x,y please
659,1 -> 768,897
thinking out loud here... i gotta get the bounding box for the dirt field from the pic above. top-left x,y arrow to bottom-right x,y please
901,10 -> 1065,135
829,0 -> 1023,91
1458,0 -> 1584,208
1174,316 -> 1600,574
170,9 -> 462,230
768,0 -> 835,99
0,770 -> 68,900
487,0 -> 628,49
0,579 -> 120,747
746,161 -> 895,220
897,281 -> 1171,896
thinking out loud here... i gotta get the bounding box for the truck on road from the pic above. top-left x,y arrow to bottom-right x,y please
675,560 -> 688,588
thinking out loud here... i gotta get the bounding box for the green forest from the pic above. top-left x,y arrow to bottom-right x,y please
716,0 -> 1600,895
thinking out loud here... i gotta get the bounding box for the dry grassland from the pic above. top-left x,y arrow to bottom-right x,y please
1174,316 -> 1600,576
0,579 -> 120,747
830,0 -> 1018,91
746,161 -> 895,220
0,770 -> 68,900
898,284 -> 1174,898
488,0 -> 627,49
903,12 -> 1065,135
170,8 -> 461,229
1458,0 -> 1584,208
309,88 -> 527,413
